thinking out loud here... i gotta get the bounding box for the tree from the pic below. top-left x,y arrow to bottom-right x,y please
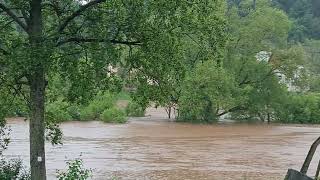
0,0 -> 227,179
230,0 -> 320,41
304,40 -> 320,92
127,0 -> 227,119
273,0 -> 320,41
223,0 -> 308,121
177,61 -> 242,122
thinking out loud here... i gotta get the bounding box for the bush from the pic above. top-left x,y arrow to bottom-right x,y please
126,102 -> 145,117
0,91 -> 28,118
275,93 -> 320,124
79,107 -> 95,121
0,158 -> 30,180
100,108 -> 127,123
117,91 -> 131,101
0,126 -> 10,154
57,158 -> 92,180
46,99 -> 72,122
79,92 -> 116,121
67,105 -> 81,120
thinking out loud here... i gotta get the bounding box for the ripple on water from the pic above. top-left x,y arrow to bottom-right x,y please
3,117 -> 320,180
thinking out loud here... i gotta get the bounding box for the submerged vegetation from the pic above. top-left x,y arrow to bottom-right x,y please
46,91 -> 130,123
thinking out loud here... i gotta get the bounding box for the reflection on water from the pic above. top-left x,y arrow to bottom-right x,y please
3,113 -> 320,180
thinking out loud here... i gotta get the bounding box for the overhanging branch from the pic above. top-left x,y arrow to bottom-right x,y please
0,47 -> 9,55
57,37 -> 142,46
217,106 -> 247,117
58,0 -> 106,33
0,3 -> 28,32
21,9 -> 29,23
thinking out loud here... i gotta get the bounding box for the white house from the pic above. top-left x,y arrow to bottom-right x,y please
256,51 -> 306,92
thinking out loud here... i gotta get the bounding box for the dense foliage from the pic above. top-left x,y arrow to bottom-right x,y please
273,0 -> 320,42
175,0 -> 311,123
229,0 -> 320,42
79,92 -> 116,121
275,93 -> 320,124
125,101 -> 145,117
57,158 -> 92,180
0,158 -> 30,180
178,61 -> 238,123
100,107 -> 127,123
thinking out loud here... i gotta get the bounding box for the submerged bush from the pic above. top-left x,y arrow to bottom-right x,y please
0,158 -> 30,180
79,92 -> 116,121
46,99 -> 72,122
79,107 -> 95,121
45,91 -> 129,123
275,93 -> 320,124
57,158 -> 92,180
67,105 -> 81,120
126,102 -> 145,117
100,108 -> 127,123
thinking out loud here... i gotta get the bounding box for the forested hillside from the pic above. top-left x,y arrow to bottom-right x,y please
274,0 -> 320,41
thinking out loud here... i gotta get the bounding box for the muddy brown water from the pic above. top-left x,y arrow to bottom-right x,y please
3,108 -> 320,180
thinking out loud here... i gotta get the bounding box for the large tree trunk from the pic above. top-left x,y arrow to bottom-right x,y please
29,68 -> 47,180
267,112 -> 271,124
28,0 -> 46,179
166,106 -> 172,119
253,0 -> 256,10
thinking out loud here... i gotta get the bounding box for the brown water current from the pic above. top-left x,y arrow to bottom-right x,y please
3,108 -> 320,180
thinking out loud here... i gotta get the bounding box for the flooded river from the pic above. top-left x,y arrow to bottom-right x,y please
3,109 -> 320,180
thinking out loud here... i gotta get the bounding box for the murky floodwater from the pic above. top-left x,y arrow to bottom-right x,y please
3,109 -> 320,180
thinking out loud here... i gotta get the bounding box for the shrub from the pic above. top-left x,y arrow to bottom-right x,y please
79,107 -> 95,121
0,126 -> 10,154
67,105 -> 81,120
0,158 -> 30,180
79,92 -> 116,121
46,99 -> 72,122
100,108 -> 127,123
57,158 -> 92,180
116,91 -> 131,101
126,102 -> 145,117
275,93 -> 320,124
0,93 -> 28,118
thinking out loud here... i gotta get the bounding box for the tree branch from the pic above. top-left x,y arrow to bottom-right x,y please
57,37 -> 142,46
217,106 -> 247,117
58,0 -> 106,33
0,3 -> 28,32
21,9 -> 29,23
42,1 -> 63,17
0,47 -> 9,55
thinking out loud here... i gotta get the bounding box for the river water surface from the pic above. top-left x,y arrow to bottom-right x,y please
3,109 -> 320,180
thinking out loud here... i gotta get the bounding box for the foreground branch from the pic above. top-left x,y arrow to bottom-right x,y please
0,47 -> 9,55
0,3 -> 28,32
58,0 -> 106,33
57,37 -> 142,46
